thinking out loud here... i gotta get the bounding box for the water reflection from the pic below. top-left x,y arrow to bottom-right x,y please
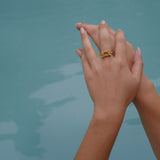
1,60 -> 160,159
30,63 -> 82,105
0,92 -> 45,157
0,121 -> 18,135
29,63 -> 91,160
0,62 -> 84,159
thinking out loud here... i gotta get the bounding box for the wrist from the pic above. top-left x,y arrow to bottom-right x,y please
92,104 -> 126,126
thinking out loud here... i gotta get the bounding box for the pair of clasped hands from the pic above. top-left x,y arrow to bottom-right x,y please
74,20 -> 160,160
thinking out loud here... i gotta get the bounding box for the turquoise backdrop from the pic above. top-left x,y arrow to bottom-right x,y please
0,0 -> 160,159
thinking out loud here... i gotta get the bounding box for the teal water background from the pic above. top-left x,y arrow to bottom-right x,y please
0,0 -> 160,159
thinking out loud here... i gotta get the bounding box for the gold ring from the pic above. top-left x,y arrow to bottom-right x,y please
100,50 -> 113,58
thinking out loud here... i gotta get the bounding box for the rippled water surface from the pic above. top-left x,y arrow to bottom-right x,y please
0,0 -> 160,159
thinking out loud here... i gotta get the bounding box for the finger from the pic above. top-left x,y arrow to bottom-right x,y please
76,23 -> 100,49
108,27 -> 116,35
75,49 -> 83,57
131,48 -> 143,80
80,27 -> 99,66
109,28 -> 133,67
76,23 -> 116,52
76,23 -> 135,70
126,42 -> 135,69
76,23 -> 116,38
107,26 -> 135,63
99,20 -> 114,56
75,49 -> 91,75
115,30 -> 127,61
76,23 -> 97,32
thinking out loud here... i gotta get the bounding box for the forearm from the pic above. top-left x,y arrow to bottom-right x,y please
134,73 -> 160,159
74,106 -> 125,160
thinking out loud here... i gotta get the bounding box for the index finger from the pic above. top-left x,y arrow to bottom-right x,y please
76,23 -> 116,52
80,27 -> 99,66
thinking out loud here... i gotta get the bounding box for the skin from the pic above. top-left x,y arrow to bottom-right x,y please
75,21 -> 160,159
74,21 -> 143,160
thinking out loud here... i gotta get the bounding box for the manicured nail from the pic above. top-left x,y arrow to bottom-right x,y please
75,49 -> 82,57
137,47 -> 141,56
100,20 -> 106,24
75,23 -> 81,28
80,27 -> 85,34
76,23 -> 81,25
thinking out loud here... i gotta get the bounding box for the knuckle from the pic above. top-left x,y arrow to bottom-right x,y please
85,72 -> 93,81
128,42 -> 135,52
83,41 -> 91,52
108,34 -> 113,41
101,35 -> 108,42
117,30 -> 125,42
103,60 -> 112,69
105,63 -> 112,70
116,59 -> 124,68
93,63 -> 101,73
110,35 -> 115,44
99,23 -> 108,31
117,29 -> 124,35
99,23 -> 105,28
101,32 -> 110,42
82,23 -> 87,29
81,33 -> 86,40
84,45 -> 92,54
127,42 -> 131,47
90,29 -> 96,35
118,37 -> 125,44
81,54 -> 85,61
84,43 -> 90,51
108,27 -> 115,35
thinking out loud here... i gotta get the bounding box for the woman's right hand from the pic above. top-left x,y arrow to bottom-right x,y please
76,21 -> 143,119
75,21 -> 152,103
76,20 -> 160,160
76,22 -> 135,70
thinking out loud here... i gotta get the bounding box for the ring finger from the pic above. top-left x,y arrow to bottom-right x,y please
99,20 -> 115,58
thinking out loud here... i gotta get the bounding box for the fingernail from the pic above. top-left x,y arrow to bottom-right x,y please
137,47 -> 141,56
75,23 -> 81,27
75,49 -> 82,57
100,20 -> 106,24
76,23 -> 81,25
80,27 -> 85,34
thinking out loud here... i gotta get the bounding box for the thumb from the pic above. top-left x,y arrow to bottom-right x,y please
131,47 -> 143,80
75,49 -> 83,58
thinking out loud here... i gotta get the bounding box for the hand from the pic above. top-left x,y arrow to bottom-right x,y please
75,21 -> 150,103
76,21 -> 135,70
76,21 -> 143,118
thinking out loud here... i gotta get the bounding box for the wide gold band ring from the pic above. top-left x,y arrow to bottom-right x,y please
100,50 -> 113,58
